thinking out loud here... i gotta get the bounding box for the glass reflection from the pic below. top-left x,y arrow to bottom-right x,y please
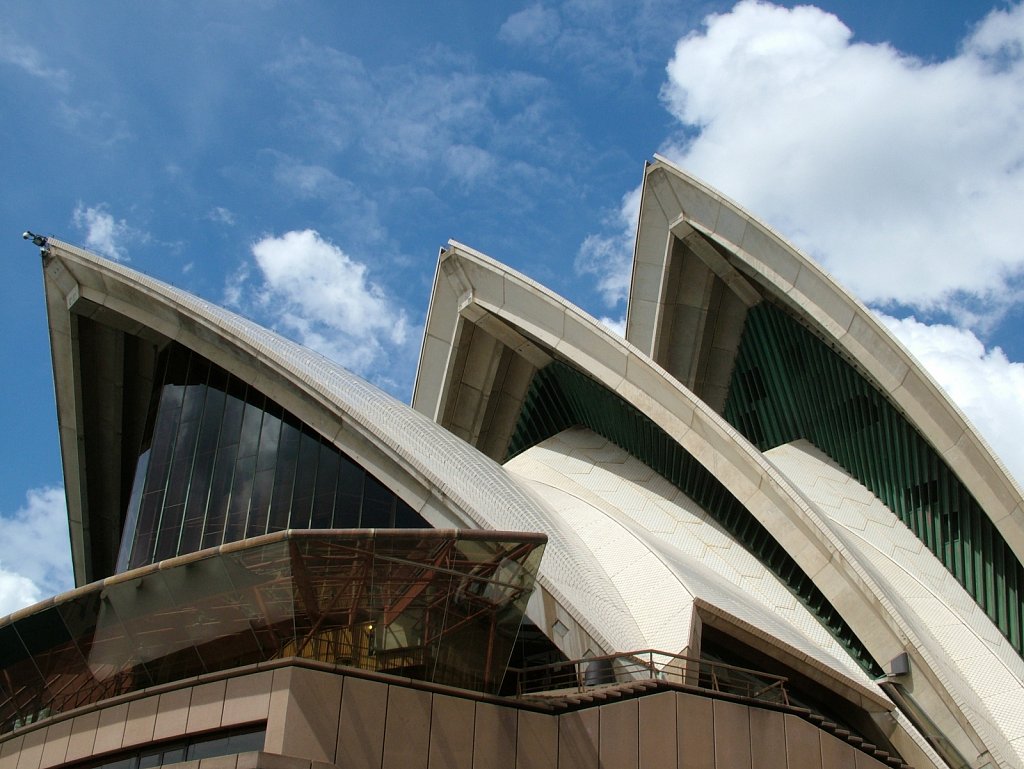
0,530 -> 545,733
118,344 -> 429,571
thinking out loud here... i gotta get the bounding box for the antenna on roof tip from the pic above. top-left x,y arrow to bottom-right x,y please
22,230 -> 48,249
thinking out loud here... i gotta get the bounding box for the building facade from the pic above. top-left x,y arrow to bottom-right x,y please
3,157 -> 1023,769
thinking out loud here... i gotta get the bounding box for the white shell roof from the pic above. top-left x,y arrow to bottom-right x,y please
769,440 -> 1024,768
507,428 -> 879,696
42,238 -> 639,654
633,156 -> 1024,560
414,232 -> 997,766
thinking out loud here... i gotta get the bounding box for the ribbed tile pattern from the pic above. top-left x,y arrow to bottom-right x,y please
509,358 -> 881,675
727,301 -> 1024,658
508,428 -> 872,685
46,240 -> 644,653
769,440 -> 1024,767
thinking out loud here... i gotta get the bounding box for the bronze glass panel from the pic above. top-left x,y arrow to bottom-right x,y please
0,531 -> 544,732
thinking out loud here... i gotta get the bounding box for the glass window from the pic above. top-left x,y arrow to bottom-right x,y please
334,459 -> 363,528
361,475 -> 394,528
267,420 -> 300,532
116,344 -> 429,570
310,443 -> 340,529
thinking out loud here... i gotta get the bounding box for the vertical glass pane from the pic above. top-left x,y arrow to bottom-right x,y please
290,431 -> 321,529
255,411 -> 281,472
203,385 -> 245,549
195,387 -> 226,457
153,503 -> 185,562
226,728 -> 266,753
160,747 -> 185,765
165,414 -> 199,507
164,343 -> 191,385
310,443 -> 339,529
129,490 -> 163,570
138,748 -> 165,769
188,735 -> 231,761
236,399 -> 265,460
180,386 -> 225,554
246,411 -> 281,537
116,449 -> 150,572
361,475 -> 394,528
394,499 -> 428,529
220,387 -> 246,450
334,458 -> 363,528
223,455 -> 256,544
202,443 -> 238,549
268,419 -> 300,531
246,467 -> 276,538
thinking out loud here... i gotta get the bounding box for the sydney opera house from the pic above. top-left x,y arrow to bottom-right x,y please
3,157 -> 1024,769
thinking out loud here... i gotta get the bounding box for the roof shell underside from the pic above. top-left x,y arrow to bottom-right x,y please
628,157 -> 1024,584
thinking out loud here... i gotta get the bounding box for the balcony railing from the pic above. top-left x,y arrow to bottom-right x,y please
509,649 -> 790,706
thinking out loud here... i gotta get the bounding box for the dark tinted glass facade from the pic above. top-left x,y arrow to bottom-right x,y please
724,301 -> 1024,659
117,344 -> 428,571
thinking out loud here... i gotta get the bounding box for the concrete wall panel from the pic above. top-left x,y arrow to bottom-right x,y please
223,671 -> 273,726
638,692 -> 676,769
186,681 -> 227,734
14,727 -> 44,769
64,711 -> 99,763
336,677 -> 388,769
154,688 -> 192,742
0,735 -> 24,769
473,701 -> 517,769
427,694 -> 474,769
748,707 -> 786,769
676,693 -> 714,769
819,732 -> 856,769
713,699 -> 751,769
558,709 -> 599,769
382,686 -> 431,769
122,696 -> 158,748
516,710 -> 557,769
784,715 -> 822,769
599,699 -> 638,769
38,719 -> 70,769
274,668 -> 343,764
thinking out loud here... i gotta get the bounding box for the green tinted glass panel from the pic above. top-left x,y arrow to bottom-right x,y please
724,302 -> 1024,657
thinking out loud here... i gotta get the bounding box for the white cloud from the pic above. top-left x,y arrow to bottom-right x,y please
207,206 -> 236,226
575,185 -> 641,306
880,315 -> 1024,487
499,5 -> 562,47
267,40 -> 562,189
0,487 -> 72,617
247,230 -> 410,374
660,0 -> 1024,319
444,144 -> 497,185
570,1 -> 1024,496
72,203 -> 140,261
0,27 -> 70,90
599,316 -> 626,337
496,0 -> 706,82
262,152 -> 387,244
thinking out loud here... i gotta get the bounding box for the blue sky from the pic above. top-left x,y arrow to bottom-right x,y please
2,0 -> 1023,612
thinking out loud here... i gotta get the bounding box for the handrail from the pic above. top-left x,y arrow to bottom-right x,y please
507,649 -> 790,707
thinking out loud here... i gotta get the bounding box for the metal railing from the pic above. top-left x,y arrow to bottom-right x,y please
508,650 -> 790,706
